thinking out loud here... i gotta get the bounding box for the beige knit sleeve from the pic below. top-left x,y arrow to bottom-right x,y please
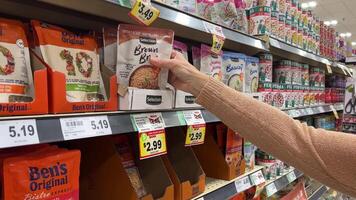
196,77 -> 356,197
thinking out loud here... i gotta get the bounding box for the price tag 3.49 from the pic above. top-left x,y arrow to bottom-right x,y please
326,64 -> 332,74
211,34 -> 225,54
182,110 -> 206,146
330,105 -> 339,119
132,112 -> 167,159
0,119 -> 39,148
60,115 -> 112,140
129,0 -> 160,26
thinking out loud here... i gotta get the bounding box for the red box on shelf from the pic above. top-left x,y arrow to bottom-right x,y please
40,53 -> 118,113
0,52 -> 48,116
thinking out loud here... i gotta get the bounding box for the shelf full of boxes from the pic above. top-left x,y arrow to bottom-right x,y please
0,0 -> 351,199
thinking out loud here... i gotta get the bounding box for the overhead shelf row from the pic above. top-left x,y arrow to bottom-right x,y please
0,0 -> 351,74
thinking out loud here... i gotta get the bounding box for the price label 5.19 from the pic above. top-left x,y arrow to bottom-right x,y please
60,115 -> 112,140
129,0 -> 160,26
0,119 -> 39,148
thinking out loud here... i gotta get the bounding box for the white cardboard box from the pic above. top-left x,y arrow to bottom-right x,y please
174,90 -> 202,108
119,88 -> 174,110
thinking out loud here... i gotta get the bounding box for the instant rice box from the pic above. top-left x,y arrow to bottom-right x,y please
0,18 -> 34,103
244,56 -> 259,93
258,53 -> 273,83
3,149 -> 81,200
32,20 -> 107,102
200,44 -> 222,81
222,51 -> 245,92
116,24 -> 174,94
248,6 -> 271,36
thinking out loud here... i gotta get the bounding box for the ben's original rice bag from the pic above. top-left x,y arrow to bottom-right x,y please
32,20 -> 106,102
3,149 -> 80,200
117,24 -> 174,95
0,18 -> 34,103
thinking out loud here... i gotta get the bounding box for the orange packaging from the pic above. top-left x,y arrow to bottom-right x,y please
0,18 -> 34,103
31,20 -> 107,102
3,149 -> 81,200
225,129 -> 244,171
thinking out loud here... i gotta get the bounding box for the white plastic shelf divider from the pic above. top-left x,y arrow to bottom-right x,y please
283,103 -> 344,118
192,166 -> 265,200
264,168 -> 304,197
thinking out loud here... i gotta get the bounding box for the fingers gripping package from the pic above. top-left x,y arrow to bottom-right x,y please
117,24 -> 174,110
32,21 -> 107,103
0,18 -> 34,103
173,40 -> 201,108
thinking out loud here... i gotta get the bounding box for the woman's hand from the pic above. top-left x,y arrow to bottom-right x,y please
150,51 -> 209,96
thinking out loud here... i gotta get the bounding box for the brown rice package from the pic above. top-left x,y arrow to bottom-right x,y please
117,24 -> 174,95
0,18 -> 34,103
31,20 -> 107,102
3,148 -> 81,200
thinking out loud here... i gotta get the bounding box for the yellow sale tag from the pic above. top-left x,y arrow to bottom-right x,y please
185,124 -> 206,146
211,34 -> 225,54
129,0 -> 160,26
326,64 -> 332,74
139,129 -> 167,159
330,105 -> 339,119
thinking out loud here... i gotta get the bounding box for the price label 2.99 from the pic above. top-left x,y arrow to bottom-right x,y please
129,0 -> 160,26
182,110 -> 206,146
60,115 -> 112,140
139,129 -> 167,159
0,119 -> 39,148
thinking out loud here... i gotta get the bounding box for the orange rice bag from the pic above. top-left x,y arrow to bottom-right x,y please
32,20 -> 106,102
0,18 -> 34,103
3,149 -> 80,200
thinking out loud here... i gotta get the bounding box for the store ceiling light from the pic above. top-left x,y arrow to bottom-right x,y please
301,1 -> 317,9
352,42 -> 356,46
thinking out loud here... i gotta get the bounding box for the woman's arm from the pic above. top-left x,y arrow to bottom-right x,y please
150,52 -> 356,197
197,77 -> 356,197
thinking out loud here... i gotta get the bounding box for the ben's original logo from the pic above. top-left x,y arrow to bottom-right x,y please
29,162 -> 68,191
146,95 -> 162,105
61,32 -> 84,45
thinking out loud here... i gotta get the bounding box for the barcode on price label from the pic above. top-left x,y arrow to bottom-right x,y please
60,115 -> 112,140
235,176 -> 252,193
286,171 -> 297,182
0,119 -> 39,148
250,170 -> 265,185
266,183 -> 278,196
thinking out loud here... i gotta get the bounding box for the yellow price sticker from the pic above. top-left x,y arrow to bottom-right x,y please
139,129 -> 167,159
211,34 -> 225,54
129,0 -> 160,26
326,64 -> 332,74
185,124 -> 206,146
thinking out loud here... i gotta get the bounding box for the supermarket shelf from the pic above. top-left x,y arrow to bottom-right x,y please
269,38 -> 332,68
346,56 -> 356,64
0,109 -> 219,149
0,0 -> 267,55
308,185 -> 328,200
283,103 -> 344,118
192,166 -> 265,200
264,169 -> 304,197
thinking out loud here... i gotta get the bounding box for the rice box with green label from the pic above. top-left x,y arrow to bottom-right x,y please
247,6 -> 271,36
258,53 -> 273,83
244,56 -> 259,93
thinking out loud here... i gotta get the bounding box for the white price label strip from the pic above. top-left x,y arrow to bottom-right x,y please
266,183 -> 278,196
182,110 -> 205,125
203,21 -> 225,37
0,119 -> 39,148
132,112 -> 165,132
60,115 -> 112,140
235,176 -> 252,193
286,171 -> 297,183
250,170 -> 265,185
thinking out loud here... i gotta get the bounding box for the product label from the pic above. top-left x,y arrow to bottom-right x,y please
182,110 -> 206,146
235,176 -> 252,193
0,119 -> 39,148
222,53 -> 245,91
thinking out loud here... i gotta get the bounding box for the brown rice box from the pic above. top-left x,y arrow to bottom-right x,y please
32,20 -> 107,102
116,24 -> 174,95
0,18 -> 34,103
